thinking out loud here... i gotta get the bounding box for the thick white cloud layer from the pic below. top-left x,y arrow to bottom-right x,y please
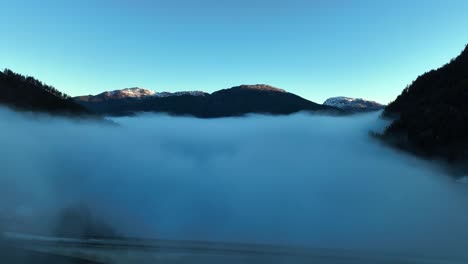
0,107 -> 467,257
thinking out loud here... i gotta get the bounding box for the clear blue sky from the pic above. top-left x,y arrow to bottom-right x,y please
1,0 -> 468,104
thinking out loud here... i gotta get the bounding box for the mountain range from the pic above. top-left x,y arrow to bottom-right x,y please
73,85 -> 341,118
0,68 -> 385,119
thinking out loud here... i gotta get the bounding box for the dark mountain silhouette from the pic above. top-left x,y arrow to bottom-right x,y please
381,44 -> 468,162
74,84 -> 340,118
0,69 -> 91,116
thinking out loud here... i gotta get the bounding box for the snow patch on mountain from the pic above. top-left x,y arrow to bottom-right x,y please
107,88 -> 156,98
86,88 -> 208,100
324,96 -> 384,112
154,91 -> 208,97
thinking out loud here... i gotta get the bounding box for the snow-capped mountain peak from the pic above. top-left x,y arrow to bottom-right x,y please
323,96 -> 384,112
106,87 -> 156,98
74,88 -> 208,103
106,88 -> 208,99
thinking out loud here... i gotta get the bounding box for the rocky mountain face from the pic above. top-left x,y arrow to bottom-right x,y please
74,84 -> 340,118
381,44 -> 468,162
323,97 -> 384,112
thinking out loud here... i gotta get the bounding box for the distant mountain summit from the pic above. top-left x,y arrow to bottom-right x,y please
103,87 -> 156,99
75,88 -> 207,102
74,84 -> 340,118
75,88 -> 155,102
324,96 -> 384,112
227,84 -> 286,93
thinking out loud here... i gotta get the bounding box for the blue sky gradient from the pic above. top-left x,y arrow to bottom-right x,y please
1,0 -> 468,103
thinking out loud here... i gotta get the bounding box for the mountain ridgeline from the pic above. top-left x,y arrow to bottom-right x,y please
0,69 -> 90,115
74,85 -> 340,118
382,44 -> 468,162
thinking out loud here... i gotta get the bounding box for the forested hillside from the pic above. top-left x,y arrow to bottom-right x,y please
0,69 -> 90,115
382,44 -> 468,161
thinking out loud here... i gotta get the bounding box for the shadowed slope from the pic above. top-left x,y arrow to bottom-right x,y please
382,44 -> 468,161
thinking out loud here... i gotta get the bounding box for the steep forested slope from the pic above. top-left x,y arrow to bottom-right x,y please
0,69 -> 90,115
382,45 -> 468,161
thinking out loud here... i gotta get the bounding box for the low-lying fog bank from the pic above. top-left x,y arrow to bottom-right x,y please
1,107 -> 468,257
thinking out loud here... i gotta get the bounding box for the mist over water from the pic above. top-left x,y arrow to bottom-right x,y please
1,107 -> 468,257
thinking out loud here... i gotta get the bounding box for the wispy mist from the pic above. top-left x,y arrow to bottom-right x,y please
1,107 -> 468,257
